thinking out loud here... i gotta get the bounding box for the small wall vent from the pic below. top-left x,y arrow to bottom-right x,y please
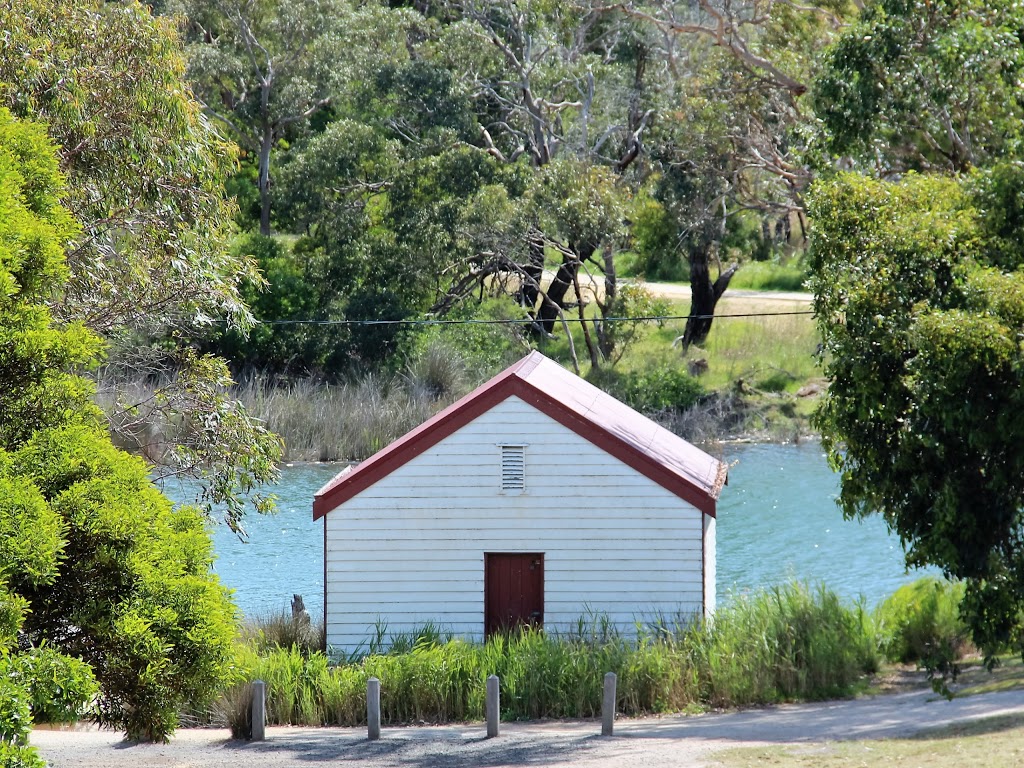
499,445 -> 526,494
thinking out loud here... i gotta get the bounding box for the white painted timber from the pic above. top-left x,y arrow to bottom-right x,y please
324,395 -> 711,651
703,514 -> 716,620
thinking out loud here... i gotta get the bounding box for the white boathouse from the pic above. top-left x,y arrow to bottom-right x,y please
313,351 -> 727,651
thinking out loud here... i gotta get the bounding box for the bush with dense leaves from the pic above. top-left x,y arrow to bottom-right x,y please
609,367 -> 705,413
876,578 -> 970,675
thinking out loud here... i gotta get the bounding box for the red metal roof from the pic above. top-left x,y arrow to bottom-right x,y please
313,351 -> 728,519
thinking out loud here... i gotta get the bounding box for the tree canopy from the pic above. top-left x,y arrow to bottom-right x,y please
809,0 -> 1024,659
0,107 -> 238,746
0,0 -> 282,530
812,0 -> 1024,173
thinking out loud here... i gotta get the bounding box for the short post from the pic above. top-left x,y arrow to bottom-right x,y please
601,672 -> 617,737
367,677 -> 381,741
486,674 -> 500,738
251,679 -> 266,741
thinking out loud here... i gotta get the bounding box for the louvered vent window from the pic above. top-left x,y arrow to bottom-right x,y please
500,445 -> 526,494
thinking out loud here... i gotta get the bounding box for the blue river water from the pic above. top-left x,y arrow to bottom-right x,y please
163,441 -> 930,622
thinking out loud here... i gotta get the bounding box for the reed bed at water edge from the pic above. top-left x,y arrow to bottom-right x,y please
213,582 -> 880,736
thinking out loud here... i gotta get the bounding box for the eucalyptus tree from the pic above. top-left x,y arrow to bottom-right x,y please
426,0 -> 665,357
183,0 -> 362,234
616,0 -> 850,347
0,0 -> 281,531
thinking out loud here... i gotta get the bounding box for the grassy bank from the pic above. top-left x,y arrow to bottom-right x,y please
212,582 -> 879,736
714,713 -> 1024,768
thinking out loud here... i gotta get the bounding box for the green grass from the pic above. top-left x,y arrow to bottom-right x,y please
712,713 -> 1024,768
538,296 -> 819,391
682,314 -> 819,393
728,261 -> 809,292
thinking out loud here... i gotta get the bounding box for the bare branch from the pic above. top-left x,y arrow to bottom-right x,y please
606,2 -> 809,95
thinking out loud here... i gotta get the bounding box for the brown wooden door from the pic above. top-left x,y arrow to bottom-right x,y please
484,553 -> 544,637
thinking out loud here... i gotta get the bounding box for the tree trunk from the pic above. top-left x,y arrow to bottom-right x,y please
538,257 -> 575,334
537,243 -> 597,334
258,123 -> 274,236
597,242 -> 617,359
679,249 -> 738,349
515,231 -> 547,333
573,268 -> 601,369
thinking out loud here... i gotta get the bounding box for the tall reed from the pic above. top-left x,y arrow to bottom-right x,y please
211,582 -> 879,730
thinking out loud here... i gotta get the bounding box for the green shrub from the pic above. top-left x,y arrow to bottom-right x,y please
203,233 -> 332,375
631,195 -> 686,282
600,366 -> 705,413
10,426 -> 239,742
17,645 -> 97,724
0,661 -> 38,765
876,578 -> 970,675
411,297 -> 526,380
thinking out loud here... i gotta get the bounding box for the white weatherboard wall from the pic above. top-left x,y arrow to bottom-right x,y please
324,396 -> 711,651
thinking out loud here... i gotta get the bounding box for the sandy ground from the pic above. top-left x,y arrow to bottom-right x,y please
32,687 -> 1024,768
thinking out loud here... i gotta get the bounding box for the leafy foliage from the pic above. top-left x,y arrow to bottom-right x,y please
11,426 -> 239,740
0,0 -> 257,334
202,234 -> 330,374
812,0 -> 1024,172
809,170 -> 1024,658
0,0 -> 282,524
12,646 -> 99,725
0,109 -> 238,744
183,0 -> 360,233
593,365 -> 705,414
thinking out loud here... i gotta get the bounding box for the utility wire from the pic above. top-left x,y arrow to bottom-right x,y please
252,310 -> 815,327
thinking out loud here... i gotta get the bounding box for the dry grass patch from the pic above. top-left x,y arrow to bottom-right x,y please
712,713 -> 1024,768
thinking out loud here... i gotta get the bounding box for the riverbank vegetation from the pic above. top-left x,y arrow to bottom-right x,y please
197,578 -> 1004,736
99,303 -> 822,464
213,581 -> 879,736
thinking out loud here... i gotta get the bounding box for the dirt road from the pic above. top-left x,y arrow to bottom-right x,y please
32,687 -> 1024,768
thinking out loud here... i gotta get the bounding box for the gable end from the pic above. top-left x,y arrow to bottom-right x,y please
313,371 -> 720,520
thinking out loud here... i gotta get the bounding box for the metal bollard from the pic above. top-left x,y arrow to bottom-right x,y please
251,679 -> 266,741
367,677 -> 381,741
601,672 -> 617,736
486,674 -> 500,738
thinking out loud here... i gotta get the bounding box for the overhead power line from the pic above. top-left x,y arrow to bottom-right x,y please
253,310 -> 815,327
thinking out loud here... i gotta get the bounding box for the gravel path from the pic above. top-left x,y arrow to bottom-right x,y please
32,687 -> 1024,768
